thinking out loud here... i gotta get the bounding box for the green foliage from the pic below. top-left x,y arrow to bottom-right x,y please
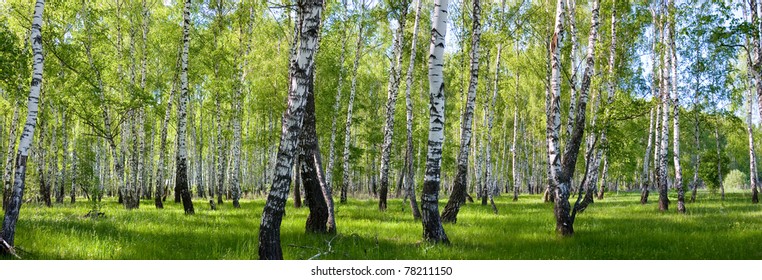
74,135 -> 101,215
723,169 -> 748,190
699,149 -> 730,193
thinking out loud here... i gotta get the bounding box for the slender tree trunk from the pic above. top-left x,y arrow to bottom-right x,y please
1,0 -> 45,256
402,0 -> 423,220
512,44 -> 520,202
378,0 -> 410,211
258,0 -> 323,260
657,4 -> 672,211
563,0 -> 579,145
750,73 -> 759,203
641,107 -> 655,204
441,0 -> 481,224
58,109 -> 67,203
668,0 -> 685,213
2,103 -> 20,210
716,122 -> 724,200
420,0 -> 450,244
341,18 -> 365,204
325,6 -> 349,195
36,109 -> 50,207
485,45 -> 499,214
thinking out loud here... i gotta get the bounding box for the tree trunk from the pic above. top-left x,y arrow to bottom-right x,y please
563,0 -> 579,146
548,0 -> 599,236
641,107 -> 655,204
750,71 -> 759,204
402,0 -> 423,220
2,103 -> 20,210
421,0 -> 450,244
58,109 -> 67,204
669,0 -> 685,213
258,0 -> 323,260
378,0 -> 410,211
1,0 -> 45,255
656,4 -> 672,212
441,0 -> 481,224
174,0 -> 195,214
716,122 -> 724,200
325,5 -> 349,196
341,17 -> 365,204
36,110 -> 50,207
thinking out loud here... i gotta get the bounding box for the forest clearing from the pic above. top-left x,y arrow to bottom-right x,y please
1,0 -> 762,261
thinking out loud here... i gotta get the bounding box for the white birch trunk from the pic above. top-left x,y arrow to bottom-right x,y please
421,0 -> 450,243
379,1 -> 410,211
174,0 -> 194,214
403,0 -> 423,219
441,0 -> 481,223
325,5 -> 349,194
341,18 -> 365,204
1,0 -> 45,252
259,0 -> 323,260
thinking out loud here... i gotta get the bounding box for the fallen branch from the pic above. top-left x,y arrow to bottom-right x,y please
0,238 -> 21,259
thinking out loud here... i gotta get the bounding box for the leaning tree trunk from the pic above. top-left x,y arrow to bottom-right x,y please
378,0 -> 409,211
300,72 -> 335,234
258,0 -> 323,260
402,0 -> 423,220
341,19 -> 365,204
1,0 -> 45,257
441,0 -> 481,224
420,0 -> 450,244
155,54 -> 180,209
174,0 -> 195,214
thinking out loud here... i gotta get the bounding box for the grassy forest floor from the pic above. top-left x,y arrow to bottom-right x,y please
2,191 -> 761,259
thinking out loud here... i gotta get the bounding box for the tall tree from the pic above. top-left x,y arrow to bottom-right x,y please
258,0 -> 323,260
657,1 -> 672,212
341,6 -> 366,204
668,0 -> 684,214
1,0 -> 45,257
441,0 -> 482,224
378,0 -> 410,211
421,0 -> 449,243
402,0 -> 423,220
547,0 -> 599,236
174,0 -> 194,214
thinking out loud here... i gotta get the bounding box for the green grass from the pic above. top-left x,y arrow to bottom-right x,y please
2,190 -> 761,259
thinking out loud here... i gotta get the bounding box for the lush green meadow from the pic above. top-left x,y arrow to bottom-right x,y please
2,191 -> 761,260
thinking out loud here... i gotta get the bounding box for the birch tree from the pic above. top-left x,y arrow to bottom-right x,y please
174,0 -> 194,214
258,0 -> 323,260
421,0 -> 449,243
441,0 -> 481,224
547,0 -> 599,236
403,0 -> 423,220
378,0 -> 410,211
341,7 -> 366,204
1,0 -> 45,257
